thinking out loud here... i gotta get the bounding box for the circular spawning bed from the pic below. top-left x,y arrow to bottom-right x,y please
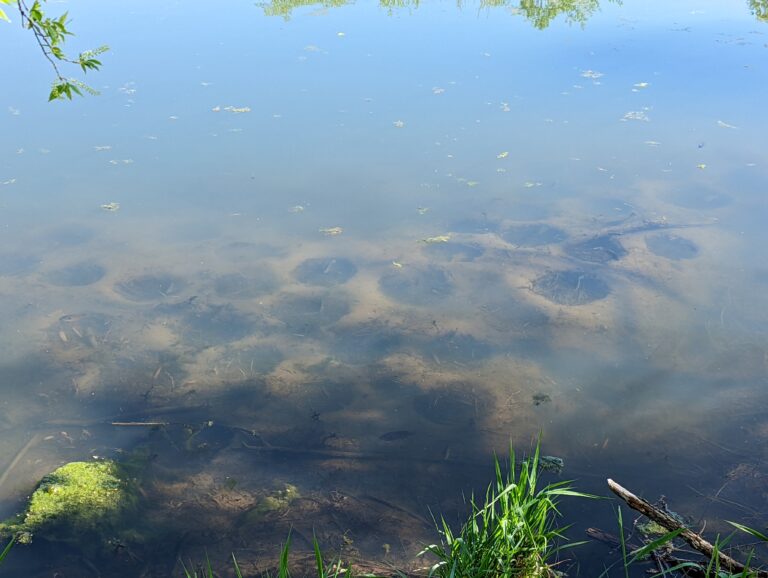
531,270 -> 610,306
645,233 -> 698,260
293,257 -> 357,287
501,224 -> 567,247
379,266 -> 454,306
214,271 -> 278,299
114,273 -> 185,301
45,262 -> 106,287
564,234 -> 627,264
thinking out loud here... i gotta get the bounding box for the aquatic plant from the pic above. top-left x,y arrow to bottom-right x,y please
419,443 -> 594,577
0,460 -> 134,545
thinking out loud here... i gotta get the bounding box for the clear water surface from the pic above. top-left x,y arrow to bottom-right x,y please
1,1 -> 767,575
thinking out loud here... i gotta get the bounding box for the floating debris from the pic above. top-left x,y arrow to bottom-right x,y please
632,82 -> 650,90
717,120 -> 738,129
93,145 -> 112,151
497,151 -> 509,159
288,205 -> 305,213
421,234 -> 451,244
432,87 -> 445,95
696,163 -> 707,169
391,261 -> 403,268
223,106 -> 251,113
319,226 -> 343,236
581,69 -> 604,79
622,109 -> 650,122
644,140 -> 662,146
100,202 -> 120,212
393,120 -> 405,128
416,207 -> 429,215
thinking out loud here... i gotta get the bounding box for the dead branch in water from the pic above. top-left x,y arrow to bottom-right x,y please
607,478 -> 768,577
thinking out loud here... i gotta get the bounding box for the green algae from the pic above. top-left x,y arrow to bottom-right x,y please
0,460 -> 134,543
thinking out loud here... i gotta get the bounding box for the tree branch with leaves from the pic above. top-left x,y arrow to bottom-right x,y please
0,0 -> 107,101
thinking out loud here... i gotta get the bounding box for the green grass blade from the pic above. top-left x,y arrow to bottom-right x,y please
0,536 -> 15,563
279,532 -> 292,578
313,533 -> 326,578
628,527 -> 684,564
232,553 -> 244,578
728,520 -> 768,542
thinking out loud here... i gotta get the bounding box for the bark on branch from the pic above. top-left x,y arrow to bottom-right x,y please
607,478 -> 768,577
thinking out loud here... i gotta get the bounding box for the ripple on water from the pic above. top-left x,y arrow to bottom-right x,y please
114,273 -> 185,301
293,257 -> 357,286
531,270 -> 610,306
501,224 -> 567,247
565,234 -> 627,264
379,266 -> 454,306
645,233 -> 699,260
44,262 -> 106,287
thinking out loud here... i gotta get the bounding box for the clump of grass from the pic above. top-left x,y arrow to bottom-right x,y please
419,443 -> 594,577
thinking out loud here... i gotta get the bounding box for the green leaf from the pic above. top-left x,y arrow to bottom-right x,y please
728,521 -> 768,542
628,527 -> 685,564
0,536 -> 15,563
0,8 -> 9,22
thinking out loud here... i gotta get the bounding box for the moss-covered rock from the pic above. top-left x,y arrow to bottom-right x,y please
0,460 -> 135,544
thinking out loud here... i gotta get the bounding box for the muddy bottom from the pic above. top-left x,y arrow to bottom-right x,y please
0,253 -> 40,276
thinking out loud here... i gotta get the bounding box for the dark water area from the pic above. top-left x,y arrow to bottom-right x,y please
1,0 -> 768,576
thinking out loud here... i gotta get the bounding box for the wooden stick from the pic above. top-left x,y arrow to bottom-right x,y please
607,478 -> 768,577
110,421 -> 169,427
0,434 -> 41,493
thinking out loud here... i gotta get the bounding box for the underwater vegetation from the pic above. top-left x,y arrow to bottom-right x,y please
0,460 -> 134,546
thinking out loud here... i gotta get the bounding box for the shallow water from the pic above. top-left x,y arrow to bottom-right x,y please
1,0 -> 768,575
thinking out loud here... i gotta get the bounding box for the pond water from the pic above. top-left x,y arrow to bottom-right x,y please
1,1 -> 768,575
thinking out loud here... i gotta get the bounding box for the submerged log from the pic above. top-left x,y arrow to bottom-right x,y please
607,478 -> 768,577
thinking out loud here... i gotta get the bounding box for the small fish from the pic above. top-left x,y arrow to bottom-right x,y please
378,430 -> 414,442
